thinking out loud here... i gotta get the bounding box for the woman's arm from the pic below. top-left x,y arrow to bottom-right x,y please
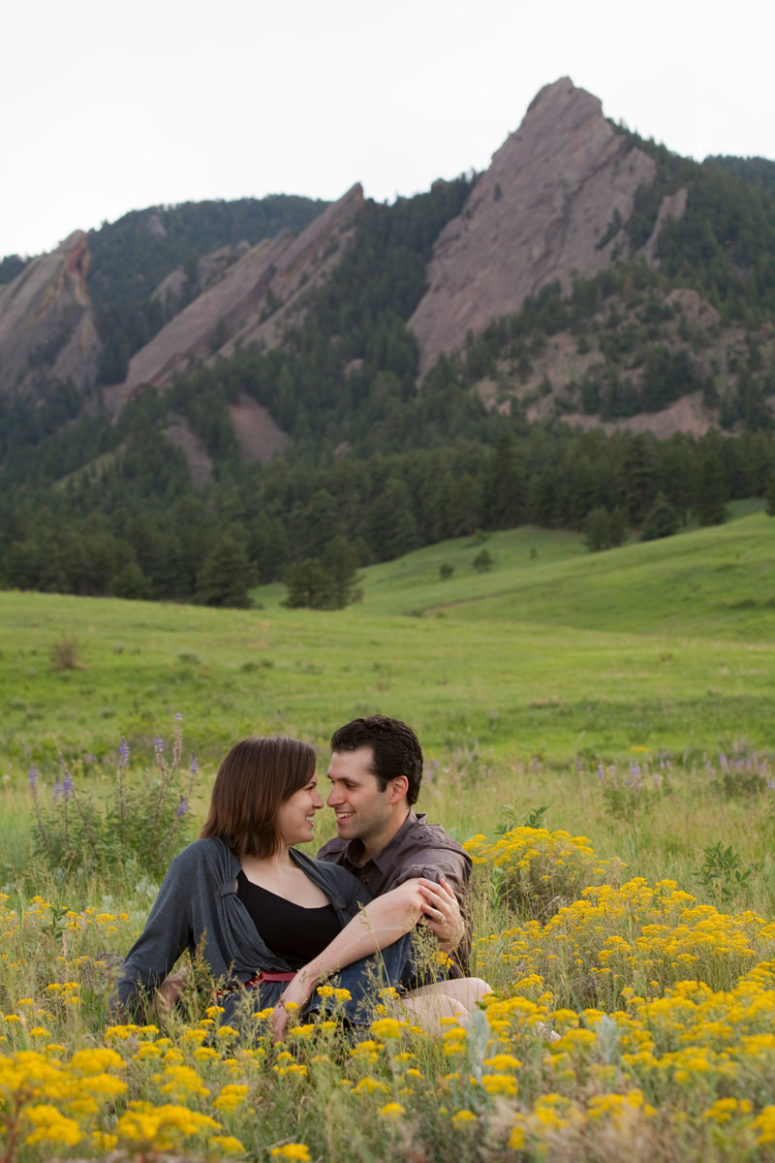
272,879 -> 425,1037
112,850 -> 195,1018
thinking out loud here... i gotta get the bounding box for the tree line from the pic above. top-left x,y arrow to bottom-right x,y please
2,410 -> 774,606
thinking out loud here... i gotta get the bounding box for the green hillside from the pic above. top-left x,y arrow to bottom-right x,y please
365,509 -> 775,636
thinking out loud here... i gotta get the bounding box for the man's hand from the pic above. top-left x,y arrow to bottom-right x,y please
416,876 -> 465,952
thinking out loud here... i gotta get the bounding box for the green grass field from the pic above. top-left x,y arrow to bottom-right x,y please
2,510 -> 773,776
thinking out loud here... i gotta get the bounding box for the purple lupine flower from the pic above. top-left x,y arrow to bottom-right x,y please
653,772 -> 662,788
176,796 -> 188,818
174,712 -> 183,721
190,753 -> 200,775
28,765 -> 38,793
52,778 -> 63,805
118,738 -> 130,767
597,763 -> 605,784
153,736 -> 164,755
62,766 -> 73,799
719,753 -> 729,770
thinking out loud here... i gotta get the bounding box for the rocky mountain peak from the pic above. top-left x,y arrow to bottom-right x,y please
106,183 -> 365,410
409,77 -> 658,376
0,231 -> 100,397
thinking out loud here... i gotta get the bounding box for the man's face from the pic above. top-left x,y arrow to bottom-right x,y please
326,746 -> 393,848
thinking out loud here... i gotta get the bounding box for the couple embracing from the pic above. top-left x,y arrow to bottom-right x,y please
115,715 -> 490,1037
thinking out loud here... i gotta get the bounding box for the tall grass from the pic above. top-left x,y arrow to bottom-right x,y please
3,786 -> 775,1161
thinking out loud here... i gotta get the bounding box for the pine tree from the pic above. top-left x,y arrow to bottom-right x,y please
765,471 -> 775,517
641,492 -> 679,541
196,535 -> 252,607
693,448 -> 727,526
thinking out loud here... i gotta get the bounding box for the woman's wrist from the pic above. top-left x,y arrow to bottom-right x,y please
294,960 -> 323,995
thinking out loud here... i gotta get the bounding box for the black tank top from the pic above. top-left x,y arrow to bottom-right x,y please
236,871 -> 341,969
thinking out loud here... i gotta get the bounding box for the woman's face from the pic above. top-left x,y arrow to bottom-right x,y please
275,772 -> 325,846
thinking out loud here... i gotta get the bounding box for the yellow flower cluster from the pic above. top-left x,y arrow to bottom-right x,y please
465,825 -> 626,924
6,827 -> 775,1160
486,876 -> 775,1007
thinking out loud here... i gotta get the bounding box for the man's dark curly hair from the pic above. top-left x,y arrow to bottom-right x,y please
330,714 -> 423,805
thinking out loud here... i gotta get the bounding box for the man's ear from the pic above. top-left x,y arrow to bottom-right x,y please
389,775 -> 409,803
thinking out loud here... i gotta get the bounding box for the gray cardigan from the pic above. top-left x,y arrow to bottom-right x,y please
114,837 -> 371,1013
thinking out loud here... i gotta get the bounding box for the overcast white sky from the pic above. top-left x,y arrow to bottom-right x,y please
3,0 -> 774,261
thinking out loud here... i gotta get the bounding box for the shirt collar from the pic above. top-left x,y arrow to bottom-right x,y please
343,809 -> 422,871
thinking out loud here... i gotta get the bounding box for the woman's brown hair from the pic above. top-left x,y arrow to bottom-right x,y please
200,737 -> 316,858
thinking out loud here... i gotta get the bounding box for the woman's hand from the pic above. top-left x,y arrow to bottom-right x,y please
271,970 -> 317,1041
416,876 -> 465,951
154,966 -> 191,1019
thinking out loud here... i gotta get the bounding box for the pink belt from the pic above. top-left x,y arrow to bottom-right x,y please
217,970 -> 296,998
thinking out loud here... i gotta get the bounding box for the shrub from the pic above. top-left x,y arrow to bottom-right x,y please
464,826 -> 625,924
28,718 -> 200,889
50,638 -> 85,671
491,877 -> 775,1008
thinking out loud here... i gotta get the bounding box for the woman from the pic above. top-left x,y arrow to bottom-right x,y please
114,736 -> 489,1037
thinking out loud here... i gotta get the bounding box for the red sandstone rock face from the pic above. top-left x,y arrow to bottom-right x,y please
0,231 -> 101,397
97,187 -> 364,469
116,184 -> 365,399
409,78 -> 658,377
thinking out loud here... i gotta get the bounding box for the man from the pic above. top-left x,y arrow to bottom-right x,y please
317,714 -> 472,976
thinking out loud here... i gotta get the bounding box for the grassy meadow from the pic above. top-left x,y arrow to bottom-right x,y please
2,508 -> 775,1160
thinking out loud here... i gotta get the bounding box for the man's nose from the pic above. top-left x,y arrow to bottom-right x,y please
326,786 -> 340,806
